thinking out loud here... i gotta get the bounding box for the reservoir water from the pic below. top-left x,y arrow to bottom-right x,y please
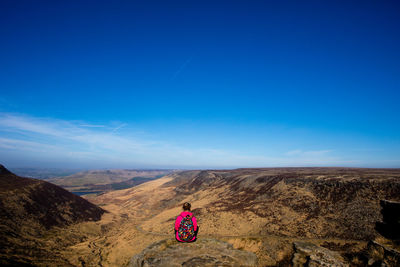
71,191 -> 103,196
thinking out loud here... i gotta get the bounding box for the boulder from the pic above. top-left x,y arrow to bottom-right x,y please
365,240 -> 400,266
292,241 -> 348,267
129,238 -> 258,267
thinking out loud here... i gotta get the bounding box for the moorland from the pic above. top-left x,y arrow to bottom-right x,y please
1,166 -> 400,266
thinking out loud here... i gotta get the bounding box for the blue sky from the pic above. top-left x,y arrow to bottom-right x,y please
0,0 -> 399,169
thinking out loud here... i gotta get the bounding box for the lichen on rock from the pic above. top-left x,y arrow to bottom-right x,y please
292,241 -> 348,267
129,238 -> 258,267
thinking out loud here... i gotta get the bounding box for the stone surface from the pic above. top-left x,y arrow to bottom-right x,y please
376,200 -> 400,240
365,240 -> 400,266
292,241 -> 348,267
129,238 -> 258,267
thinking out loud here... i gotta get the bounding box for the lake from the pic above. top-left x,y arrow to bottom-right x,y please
71,191 -> 103,196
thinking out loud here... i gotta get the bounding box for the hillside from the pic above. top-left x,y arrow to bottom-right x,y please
2,167 -> 399,266
48,169 -> 173,193
67,167 -> 400,266
0,165 -> 105,266
95,168 -> 400,240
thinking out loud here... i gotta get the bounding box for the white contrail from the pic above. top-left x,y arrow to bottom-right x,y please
171,57 -> 193,81
112,123 -> 127,133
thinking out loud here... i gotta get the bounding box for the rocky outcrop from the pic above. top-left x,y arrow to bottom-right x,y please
367,200 -> 400,266
292,241 -> 348,267
365,240 -> 400,266
375,200 -> 400,241
129,238 -> 258,267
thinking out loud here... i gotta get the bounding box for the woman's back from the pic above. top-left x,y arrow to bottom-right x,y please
174,203 -> 198,242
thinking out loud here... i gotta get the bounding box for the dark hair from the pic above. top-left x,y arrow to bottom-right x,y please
183,202 -> 191,211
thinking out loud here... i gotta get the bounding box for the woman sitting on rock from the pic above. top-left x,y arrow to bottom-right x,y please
175,202 -> 199,242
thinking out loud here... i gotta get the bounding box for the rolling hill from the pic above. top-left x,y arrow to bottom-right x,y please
0,164 -> 105,266
74,167 -> 400,266
2,166 -> 399,266
48,169 -> 174,194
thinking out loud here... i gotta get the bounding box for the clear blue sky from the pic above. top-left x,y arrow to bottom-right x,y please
0,0 -> 399,169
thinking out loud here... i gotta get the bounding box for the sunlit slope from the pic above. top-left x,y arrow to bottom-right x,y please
94,168 -> 400,240
49,169 -> 172,187
0,164 -> 105,266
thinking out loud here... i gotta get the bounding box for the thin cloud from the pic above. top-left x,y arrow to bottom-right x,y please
0,113 -> 70,137
0,137 -> 61,152
80,124 -> 105,128
0,113 -> 349,168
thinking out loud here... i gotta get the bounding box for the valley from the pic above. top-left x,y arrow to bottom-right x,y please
1,166 -> 400,266
61,168 -> 400,266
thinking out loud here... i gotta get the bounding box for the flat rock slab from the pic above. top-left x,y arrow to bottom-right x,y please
292,241 -> 348,267
129,238 -> 258,267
